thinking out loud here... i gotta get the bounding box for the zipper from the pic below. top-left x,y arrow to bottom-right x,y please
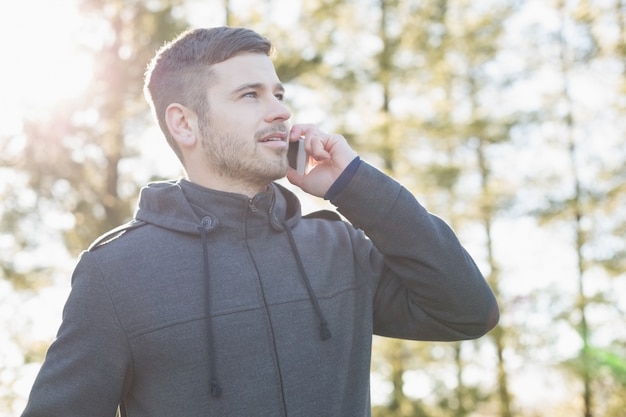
242,199 -> 288,416
248,198 -> 259,213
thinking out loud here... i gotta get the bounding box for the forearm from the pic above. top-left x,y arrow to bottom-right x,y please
330,162 -> 499,340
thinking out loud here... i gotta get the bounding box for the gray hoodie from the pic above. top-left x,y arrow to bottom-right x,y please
22,162 -> 498,417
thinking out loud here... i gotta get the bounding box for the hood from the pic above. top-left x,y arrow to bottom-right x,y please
134,179 -> 303,234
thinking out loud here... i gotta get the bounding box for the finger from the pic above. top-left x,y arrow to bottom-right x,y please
308,136 -> 331,161
289,123 -> 317,140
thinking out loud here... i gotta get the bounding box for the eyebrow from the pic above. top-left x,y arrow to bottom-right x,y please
230,82 -> 285,96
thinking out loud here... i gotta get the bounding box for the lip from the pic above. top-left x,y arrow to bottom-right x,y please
259,132 -> 288,146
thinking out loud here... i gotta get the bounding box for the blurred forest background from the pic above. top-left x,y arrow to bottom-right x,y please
1,0 -> 625,416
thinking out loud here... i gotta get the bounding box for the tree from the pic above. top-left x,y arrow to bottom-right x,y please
4,1 -> 625,415
0,1 -> 187,413
285,1 -> 521,415
413,1 -> 520,415
526,0 -> 626,415
4,1 -> 187,260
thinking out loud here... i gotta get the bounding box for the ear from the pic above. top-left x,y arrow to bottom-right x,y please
165,103 -> 198,148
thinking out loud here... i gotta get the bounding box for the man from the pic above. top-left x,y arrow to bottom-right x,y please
22,27 -> 499,417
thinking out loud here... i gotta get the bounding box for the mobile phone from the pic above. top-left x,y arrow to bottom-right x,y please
288,138 -> 308,174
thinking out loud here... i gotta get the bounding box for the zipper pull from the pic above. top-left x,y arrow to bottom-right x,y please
248,199 -> 258,213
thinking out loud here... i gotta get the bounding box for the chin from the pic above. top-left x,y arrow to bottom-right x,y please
257,164 -> 287,183
271,169 -> 288,182
273,160 -> 289,176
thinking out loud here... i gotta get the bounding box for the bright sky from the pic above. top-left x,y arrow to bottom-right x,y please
0,0 -> 303,132
1,1 -> 625,416
0,0 -> 93,136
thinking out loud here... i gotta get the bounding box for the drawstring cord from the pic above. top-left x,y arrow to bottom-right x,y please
283,223 -> 332,341
196,214 -> 331,401
198,218 -> 223,398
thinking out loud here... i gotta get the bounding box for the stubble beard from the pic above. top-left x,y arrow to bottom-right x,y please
199,117 -> 289,188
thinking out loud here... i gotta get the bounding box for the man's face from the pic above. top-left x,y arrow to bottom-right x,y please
197,53 -> 292,188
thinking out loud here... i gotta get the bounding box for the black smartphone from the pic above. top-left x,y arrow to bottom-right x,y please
288,138 -> 308,174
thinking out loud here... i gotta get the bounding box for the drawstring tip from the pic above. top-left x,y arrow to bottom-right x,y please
320,323 -> 332,340
210,381 -> 222,398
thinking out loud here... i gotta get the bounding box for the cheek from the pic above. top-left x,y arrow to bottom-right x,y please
199,109 -> 260,154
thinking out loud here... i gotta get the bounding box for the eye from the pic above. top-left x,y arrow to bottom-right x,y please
243,91 -> 257,99
275,93 -> 285,101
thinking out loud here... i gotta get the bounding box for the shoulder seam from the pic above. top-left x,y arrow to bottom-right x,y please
88,220 -> 148,251
302,210 -> 342,221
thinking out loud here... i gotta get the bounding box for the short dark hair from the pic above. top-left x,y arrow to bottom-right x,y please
144,27 -> 273,162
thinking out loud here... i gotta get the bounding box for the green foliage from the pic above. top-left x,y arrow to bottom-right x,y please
1,1 -> 188,260
590,346 -> 626,385
0,3 -> 188,413
1,0 -> 625,416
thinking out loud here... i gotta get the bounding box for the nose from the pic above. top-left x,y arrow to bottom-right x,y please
266,97 -> 291,123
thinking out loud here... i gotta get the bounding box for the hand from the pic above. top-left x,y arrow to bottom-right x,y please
286,123 -> 358,198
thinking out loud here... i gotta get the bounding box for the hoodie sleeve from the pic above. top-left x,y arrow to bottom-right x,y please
21,252 -> 131,417
329,162 -> 499,341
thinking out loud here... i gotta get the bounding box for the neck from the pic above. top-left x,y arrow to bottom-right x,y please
185,172 -> 269,198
